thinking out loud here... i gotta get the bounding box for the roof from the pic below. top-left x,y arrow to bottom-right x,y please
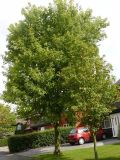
116,79 -> 120,85
114,102 -> 120,108
110,102 -> 120,114
31,123 -> 51,129
111,108 -> 120,114
111,79 -> 120,114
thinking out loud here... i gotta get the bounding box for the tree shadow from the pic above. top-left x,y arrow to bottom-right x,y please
33,153 -> 73,160
33,155 -> 120,160
85,158 -> 120,160
111,142 -> 120,145
0,154 -> 32,160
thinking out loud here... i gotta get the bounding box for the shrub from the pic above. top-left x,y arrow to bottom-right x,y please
0,126 -> 15,138
8,126 -> 73,153
59,127 -> 73,143
0,138 -> 8,147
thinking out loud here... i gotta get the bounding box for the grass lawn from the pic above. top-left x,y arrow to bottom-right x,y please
33,143 -> 120,160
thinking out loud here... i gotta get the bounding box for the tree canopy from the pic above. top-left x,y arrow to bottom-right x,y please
3,0 -> 109,119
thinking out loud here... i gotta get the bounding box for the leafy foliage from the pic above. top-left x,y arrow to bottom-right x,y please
0,104 -> 16,138
0,138 -> 8,147
3,0 -> 109,121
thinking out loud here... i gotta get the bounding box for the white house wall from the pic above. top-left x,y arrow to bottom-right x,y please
110,113 -> 120,137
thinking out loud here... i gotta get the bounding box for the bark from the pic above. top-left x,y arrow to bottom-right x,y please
93,132 -> 99,160
54,122 -> 61,155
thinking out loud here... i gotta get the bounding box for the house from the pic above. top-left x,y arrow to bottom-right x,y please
110,103 -> 120,137
15,118 -> 53,134
103,79 -> 120,137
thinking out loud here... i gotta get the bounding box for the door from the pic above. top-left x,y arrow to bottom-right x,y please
110,113 -> 120,137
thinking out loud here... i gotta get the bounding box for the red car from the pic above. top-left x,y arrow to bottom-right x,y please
68,127 -> 106,145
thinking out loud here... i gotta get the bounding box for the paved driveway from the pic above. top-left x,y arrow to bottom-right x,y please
0,147 -> 32,160
0,138 -> 120,159
0,154 -> 32,160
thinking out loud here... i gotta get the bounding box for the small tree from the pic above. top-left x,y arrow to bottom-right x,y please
75,58 -> 117,160
0,104 -> 16,137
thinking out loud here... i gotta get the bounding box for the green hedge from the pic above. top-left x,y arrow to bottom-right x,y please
8,127 -> 73,153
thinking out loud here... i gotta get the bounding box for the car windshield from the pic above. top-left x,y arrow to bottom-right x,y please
70,127 -> 89,134
78,128 -> 84,133
70,129 -> 77,134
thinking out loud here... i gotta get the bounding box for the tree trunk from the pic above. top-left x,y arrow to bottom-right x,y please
54,122 -> 61,155
93,132 -> 99,160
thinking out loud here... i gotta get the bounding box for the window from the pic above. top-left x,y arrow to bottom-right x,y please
70,129 -> 77,134
115,117 -> 117,125
78,128 -> 84,134
41,127 -> 45,131
78,128 -> 89,133
83,127 -> 89,132
103,118 -> 111,129
63,124 -> 69,127
16,124 -> 22,131
117,116 -> 120,124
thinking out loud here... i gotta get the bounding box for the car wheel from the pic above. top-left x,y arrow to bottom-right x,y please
102,134 -> 106,140
78,138 -> 85,145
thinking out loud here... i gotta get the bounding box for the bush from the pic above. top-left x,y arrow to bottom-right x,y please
0,138 -> 8,147
0,126 -> 15,138
8,126 -> 73,153
59,127 -> 73,143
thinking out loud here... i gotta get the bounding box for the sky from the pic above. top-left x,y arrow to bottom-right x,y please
0,0 -> 120,95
